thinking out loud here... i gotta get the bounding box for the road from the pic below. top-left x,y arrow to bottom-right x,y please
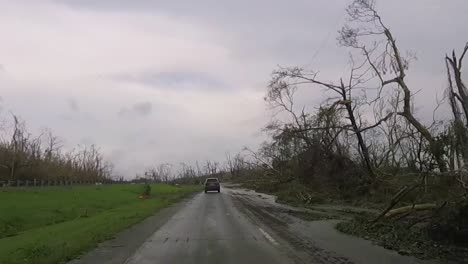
125,188 -> 291,264
72,185 -> 432,264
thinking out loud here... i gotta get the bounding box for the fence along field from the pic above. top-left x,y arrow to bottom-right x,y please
0,179 -> 109,187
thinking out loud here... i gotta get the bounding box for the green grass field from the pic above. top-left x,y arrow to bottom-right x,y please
0,184 -> 200,264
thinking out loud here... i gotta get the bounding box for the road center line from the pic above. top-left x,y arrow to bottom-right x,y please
258,228 -> 279,246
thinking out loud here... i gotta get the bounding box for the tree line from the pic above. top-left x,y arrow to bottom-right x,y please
140,153 -> 252,185
0,114 -> 112,182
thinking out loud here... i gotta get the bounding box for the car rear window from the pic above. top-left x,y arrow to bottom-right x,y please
206,179 -> 218,183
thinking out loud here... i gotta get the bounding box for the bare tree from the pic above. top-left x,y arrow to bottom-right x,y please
446,43 -> 468,125
225,152 -> 245,178
204,160 -> 219,176
178,162 -> 197,179
0,115 -> 42,179
146,163 -> 172,182
43,130 -> 63,162
338,0 -> 446,171
267,62 -> 393,179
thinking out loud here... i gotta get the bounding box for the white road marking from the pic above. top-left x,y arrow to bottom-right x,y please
259,228 -> 279,246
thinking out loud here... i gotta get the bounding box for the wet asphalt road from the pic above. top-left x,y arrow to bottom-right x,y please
124,189 -> 291,264
73,186 -> 433,264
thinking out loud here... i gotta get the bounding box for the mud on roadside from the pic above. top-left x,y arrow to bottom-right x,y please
231,193 -> 354,264
228,187 -> 432,264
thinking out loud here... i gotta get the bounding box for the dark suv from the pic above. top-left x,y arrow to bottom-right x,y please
204,178 -> 220,193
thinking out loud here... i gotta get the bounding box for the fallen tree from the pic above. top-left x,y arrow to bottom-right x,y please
384,203 -> 437,218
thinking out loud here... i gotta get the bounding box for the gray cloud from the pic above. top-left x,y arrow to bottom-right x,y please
79,136 -> 95,146
133,102 -> 152,116
67,98 -> 79,112
111,71 -> 230,91
118,102 -> 152,118
56,0 -> 348,64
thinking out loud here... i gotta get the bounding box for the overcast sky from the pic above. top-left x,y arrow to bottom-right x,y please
0,0 -> 467,177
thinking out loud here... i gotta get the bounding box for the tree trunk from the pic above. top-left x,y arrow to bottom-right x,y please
340,81 -> 374,178
446,46 -> 468,165
10,162 -> 16,180
447,46 -> 468,125
385,203 -> 437,218
381,28 -> 447,172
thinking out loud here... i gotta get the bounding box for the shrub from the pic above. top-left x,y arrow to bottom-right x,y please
141,184 -> 151,197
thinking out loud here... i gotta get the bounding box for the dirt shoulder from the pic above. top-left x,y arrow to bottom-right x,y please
68,195 -> 195,264
226,186 -> 434,264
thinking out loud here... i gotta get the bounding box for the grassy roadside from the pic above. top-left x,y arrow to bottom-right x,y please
0,184 -> 200,264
